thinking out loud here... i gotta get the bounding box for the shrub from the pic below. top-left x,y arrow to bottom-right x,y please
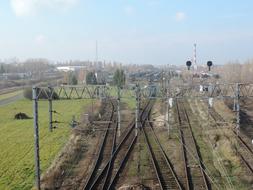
14,113 -> 31,120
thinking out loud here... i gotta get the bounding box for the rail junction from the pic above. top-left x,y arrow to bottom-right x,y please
32,79 -> 253,190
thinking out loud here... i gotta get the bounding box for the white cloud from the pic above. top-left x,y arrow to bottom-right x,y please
35,34 -> 46,45
10,0 -> 79,17
175,11 -> 186,21
10,0 -> 36,16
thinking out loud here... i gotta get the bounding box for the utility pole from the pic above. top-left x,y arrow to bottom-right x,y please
117,87 -> 121,136
167,98 -> 173,138
32,87 -> 41,190
233,98 -> 236,111
162,70 -> 165,90
235,83 -> 240,136
164,65 -> 168,129
193,43 -> 197,71
135,84 -> 140,136
208,97 -> 213,128
48,87 -> 53,132
98,87 -> 100,99
165,97 -> 169,136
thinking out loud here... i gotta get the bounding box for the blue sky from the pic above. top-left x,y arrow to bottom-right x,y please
0,0 -> 253,65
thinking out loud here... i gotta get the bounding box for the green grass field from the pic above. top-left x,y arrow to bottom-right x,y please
122,97 -> 136,110
0,98 -> 91,190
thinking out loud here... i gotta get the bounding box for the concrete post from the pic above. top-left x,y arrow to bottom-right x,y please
236,83 -> 240,136
32,87 -> 41,190
117,87 -> 121,136
135,84 -> 139,137
48,87 -> 53,132
49,99 -> 53,132
166,98 -> 169,137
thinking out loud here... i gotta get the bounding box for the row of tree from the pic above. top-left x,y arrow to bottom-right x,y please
0,59 -> 54,74
63,69 -> 126,87
213,60 -> 253,83
86,69 -> 126,87
113,69 -> 126,87
0,65 -> 5,73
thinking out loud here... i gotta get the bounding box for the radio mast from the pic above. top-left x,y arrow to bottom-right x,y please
193,43 -> 197,71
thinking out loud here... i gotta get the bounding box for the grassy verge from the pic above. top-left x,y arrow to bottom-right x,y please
0,98 -> 91,189
122,97 -> 136,110
0,90 -> 23,101
186,99 -> 251,190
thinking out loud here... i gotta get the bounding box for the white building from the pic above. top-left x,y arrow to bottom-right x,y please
56,66 -> 87,72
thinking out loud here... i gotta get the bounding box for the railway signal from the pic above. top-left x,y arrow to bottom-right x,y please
186,61 -> 192,70
207,61 -> 213,71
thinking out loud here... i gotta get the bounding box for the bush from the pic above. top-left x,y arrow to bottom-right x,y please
113,69 -> 126,87
23,88 -> 59,100
14,113 -> 31,120
69,73 -> 78,85
86,72 -> 97,85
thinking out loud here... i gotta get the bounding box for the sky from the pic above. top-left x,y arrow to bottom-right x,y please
0,0 -> 253,65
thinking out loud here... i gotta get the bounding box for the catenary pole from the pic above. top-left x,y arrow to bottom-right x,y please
135,84 -> 139,136
33,87 -> 41,190
117,86 -> 121,136
48,87 -> 53,132
236,83 -> 240,136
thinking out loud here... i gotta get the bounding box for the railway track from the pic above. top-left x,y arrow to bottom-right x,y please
82,99 -> 117,189
83,100 -> 151,190
209,107 -> 253,175
208,108 -> 225,127
176,99 -> 210,190
106,101 -> 153,189
142,101 -> 183,190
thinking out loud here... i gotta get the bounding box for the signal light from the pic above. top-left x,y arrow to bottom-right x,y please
186,61 -> 192,70
207,61 -> 213,71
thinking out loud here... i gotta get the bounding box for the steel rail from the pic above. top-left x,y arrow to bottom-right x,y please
209,107 -> 253,175
181,102 -> 210,190
105,100 -> 152,189
106,135 -> 137,189
101,107 -> 118,190
175,100 -> 190,190
87,121 -> 135,189
142,120 -> 183,189
176,100 -> 210,190
148,120 -> 183,189
83,100 -> 116,190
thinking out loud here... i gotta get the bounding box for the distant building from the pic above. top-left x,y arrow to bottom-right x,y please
56,66 -> 87,72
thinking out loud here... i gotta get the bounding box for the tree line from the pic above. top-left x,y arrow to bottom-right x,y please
63,69 -> 126,86
213,60 -> 253,83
